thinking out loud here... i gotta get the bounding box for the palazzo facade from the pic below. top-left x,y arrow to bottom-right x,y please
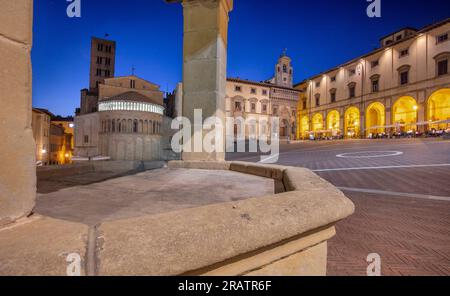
296,18 -> 450,139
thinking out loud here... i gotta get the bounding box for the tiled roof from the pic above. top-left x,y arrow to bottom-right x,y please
101,91 -> 163,106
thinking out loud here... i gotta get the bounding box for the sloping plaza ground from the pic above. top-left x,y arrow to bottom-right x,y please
228,138 -> 450,276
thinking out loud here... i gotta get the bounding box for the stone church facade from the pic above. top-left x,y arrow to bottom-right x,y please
74,38 -> 165,161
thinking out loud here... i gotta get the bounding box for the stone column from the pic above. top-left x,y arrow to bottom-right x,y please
359,108 -> 365,139
0,0 -> 36,225
168,0 -> 233,161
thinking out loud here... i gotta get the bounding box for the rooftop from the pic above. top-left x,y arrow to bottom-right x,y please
294,17 -> 450,87
101,91 -> 163,106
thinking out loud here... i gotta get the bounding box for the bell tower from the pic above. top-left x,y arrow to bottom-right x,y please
274,49 -> 293,88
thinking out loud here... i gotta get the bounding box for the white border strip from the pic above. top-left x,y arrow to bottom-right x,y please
313,163 -> 450,172
336,151 -> 403,159
338,187 -> 450,202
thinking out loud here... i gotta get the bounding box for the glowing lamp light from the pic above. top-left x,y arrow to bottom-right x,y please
65,153 -> 70,158
413,105 -> 418,111
69,123 -> 75,128
41,149 -> 47,154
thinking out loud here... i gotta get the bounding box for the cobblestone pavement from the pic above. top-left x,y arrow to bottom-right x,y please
228,138 -> 450,276
327,191 -> 450,276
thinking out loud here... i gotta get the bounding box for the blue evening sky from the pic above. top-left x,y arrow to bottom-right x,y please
32,0 -> 450,116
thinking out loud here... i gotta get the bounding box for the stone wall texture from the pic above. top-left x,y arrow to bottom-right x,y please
0,0 -> 36,225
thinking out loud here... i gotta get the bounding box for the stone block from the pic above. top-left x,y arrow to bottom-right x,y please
283,167 -> 338,192
168,160 -> 230,170
230,162 -> 287,181
0,0 -> 33,45
229,161 -> 249,174
97,189 -> 354,275
245,242 -> 327,276
245,163 -> 287,181
0,217 -> 88,275
0,21 -> 35,223
201,227 -> 334,276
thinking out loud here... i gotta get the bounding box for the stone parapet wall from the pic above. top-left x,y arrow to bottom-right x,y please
0,161 -> 354,275
92,161 -> 354,276
36,161 -> 166,180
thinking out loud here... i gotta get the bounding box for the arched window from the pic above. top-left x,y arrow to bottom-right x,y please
397,65 -> 411,86
112,120 -> 115,132
118,119 -> 121,133
153,121 -> 156,134
348,82 -> 356,98
434,52 -> 449,77
315,94 -> 321,107
133,119 -> 138,133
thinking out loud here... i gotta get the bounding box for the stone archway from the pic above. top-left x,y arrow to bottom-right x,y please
344,107 -> 360,139
344,107 -> 360,138
326,110 -> 341,137
428,88 -> 450,129
392,96 -> 418,132
312,113 -> 324,134
366,102 -> 386,137
299,115 -> 309,139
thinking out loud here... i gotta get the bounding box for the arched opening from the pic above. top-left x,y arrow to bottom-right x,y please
280,119 -> 290,138
133,119 -> 138,133
326,110 -> 341,137
344,107 -> 360,138
300,116 -> 309,139
312,113 -> 323,134
392,96 -> 418,132
366,102 -> 386,137
428,89 -> 450,130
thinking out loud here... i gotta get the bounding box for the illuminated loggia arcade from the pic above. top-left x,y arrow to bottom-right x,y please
327,110 -> 341,137
428,89 -> 450,129
366,102 -> 386,136
299,116 -> 310,138
344,107 -> 360,138
392,96 -> 418,131
312,113 -> 324,134
296,89 -> 449,140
